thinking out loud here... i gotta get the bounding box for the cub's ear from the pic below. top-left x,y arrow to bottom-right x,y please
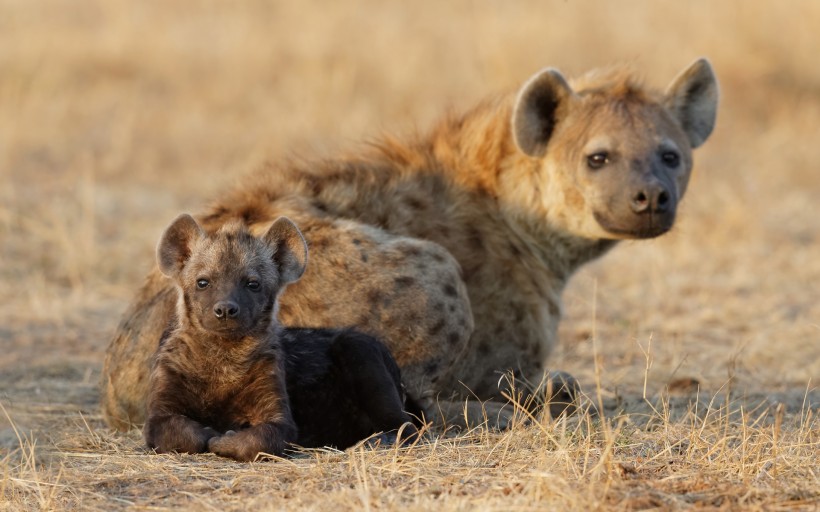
664,58 -> 719,148
157,214 -> 204,278
264,217 -> 308,285
512,68 -> 575,157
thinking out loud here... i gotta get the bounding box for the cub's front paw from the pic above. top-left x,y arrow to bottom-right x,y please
208,431 -> 258,462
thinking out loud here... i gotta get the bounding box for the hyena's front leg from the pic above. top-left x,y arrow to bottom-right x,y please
433,297 -> 585,428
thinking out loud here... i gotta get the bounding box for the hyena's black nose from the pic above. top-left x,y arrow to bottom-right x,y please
631,184 -> 671,214
213,301 -> 240,319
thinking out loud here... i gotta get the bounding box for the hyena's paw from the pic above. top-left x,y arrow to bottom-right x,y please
544,370 -> 583,419
362,423 -> 420,449
207,430 -> 259,462
435,399 -> 518,431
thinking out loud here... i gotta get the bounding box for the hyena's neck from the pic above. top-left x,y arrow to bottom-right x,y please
426,96 -> 619,282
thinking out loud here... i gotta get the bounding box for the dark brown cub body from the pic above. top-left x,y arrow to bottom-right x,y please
145,214 -> 417,460
144,214 -> 306,461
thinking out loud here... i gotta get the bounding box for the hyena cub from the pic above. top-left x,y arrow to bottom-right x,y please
144,214 -> 417,461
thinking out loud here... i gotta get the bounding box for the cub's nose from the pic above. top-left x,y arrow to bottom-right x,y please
630,184 -> 671,214
213,301 -> 240,319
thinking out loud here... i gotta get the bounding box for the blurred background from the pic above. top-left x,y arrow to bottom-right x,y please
0,0 -> 817,403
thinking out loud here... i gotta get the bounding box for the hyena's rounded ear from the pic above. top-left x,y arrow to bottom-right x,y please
664,58 -> 719,149
264,217 -> 308,285
157,214 -> 204,278
512,68 -> 575,157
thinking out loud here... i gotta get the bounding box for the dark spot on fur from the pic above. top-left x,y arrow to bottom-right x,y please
442,283 -> 457,298
404,311 -> 421,325
424,362 -> 439,375
367,288 -> 384,306
467,226 -> 484,251
405,197 -> 426,211
513,307 -> 525,324
352,238 -> 362,246
238,205 -> 265,225
401,245 -> 422,257
308,177 -> 324,196
360,252 -> 369,263
447,304 -> 456,313
447,332 -> 461,346
394,276 -> 416,289
478,343 -> 491,356
428,319 -> 446,337
312,200 -> 329,213
431,253 -> 446,263
508,243 -> 522,258
309,237 -> 329,250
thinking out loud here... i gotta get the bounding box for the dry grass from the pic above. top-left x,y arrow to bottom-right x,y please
1,0 -> 818,510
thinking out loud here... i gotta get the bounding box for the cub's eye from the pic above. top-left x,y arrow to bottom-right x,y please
247,280 -> 260,291
587,152 -> 609,170
196,278 -> 210,290
662,151 -> 680,167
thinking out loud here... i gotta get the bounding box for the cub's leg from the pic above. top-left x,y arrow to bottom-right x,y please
144,413 -> 218,455
143,364 -> 219,454
207,422 -> 297,462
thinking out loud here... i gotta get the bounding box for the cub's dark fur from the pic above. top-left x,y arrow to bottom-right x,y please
144,214 -> 416,462
281,327 -> 420,450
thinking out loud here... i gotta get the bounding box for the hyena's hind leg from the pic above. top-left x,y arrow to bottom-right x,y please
102,270 -> 177,431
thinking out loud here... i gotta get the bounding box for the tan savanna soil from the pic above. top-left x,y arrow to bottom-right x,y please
1,1 -> 817,510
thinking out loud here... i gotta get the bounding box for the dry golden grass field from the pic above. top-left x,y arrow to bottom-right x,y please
1,1 -> 819,510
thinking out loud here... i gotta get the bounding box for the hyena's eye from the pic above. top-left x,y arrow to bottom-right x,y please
661,151 -> 680,168
196,278 -> 210,290
586,152 -> 609,170
247,280 -> 260,291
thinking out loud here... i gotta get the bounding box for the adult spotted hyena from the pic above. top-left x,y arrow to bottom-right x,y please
103,59 -> 718,430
